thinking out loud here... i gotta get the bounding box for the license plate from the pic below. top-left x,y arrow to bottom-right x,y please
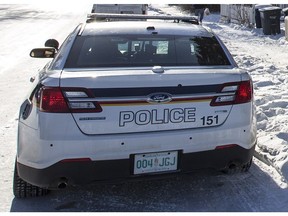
134,151 -> 178,175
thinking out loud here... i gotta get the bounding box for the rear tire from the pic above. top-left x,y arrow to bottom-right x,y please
13,160 -> 49,198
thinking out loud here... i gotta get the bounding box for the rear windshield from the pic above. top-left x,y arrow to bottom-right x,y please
65,35 -> 231,68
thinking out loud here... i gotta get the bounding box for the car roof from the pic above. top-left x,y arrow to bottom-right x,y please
81,21 -> 215,37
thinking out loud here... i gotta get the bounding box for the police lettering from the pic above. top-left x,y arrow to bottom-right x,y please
119,108 -> 196,127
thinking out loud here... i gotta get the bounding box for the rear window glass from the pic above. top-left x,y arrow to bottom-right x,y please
65,35 -> 231,68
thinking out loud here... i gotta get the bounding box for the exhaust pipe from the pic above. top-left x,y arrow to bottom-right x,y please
58,182 -> 67,189
222,162 -> 241,174
57,178 -> 68,189
228,163 -> 237,170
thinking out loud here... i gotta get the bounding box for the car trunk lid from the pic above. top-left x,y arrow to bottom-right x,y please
60,68 -> 244,135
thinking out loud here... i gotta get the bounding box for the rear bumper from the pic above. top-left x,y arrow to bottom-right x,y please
17,144 -> 255,189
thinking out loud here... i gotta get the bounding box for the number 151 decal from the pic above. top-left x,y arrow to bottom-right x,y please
200,115 -> 219,126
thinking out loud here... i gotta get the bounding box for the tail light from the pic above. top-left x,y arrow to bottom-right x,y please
234,81 -> 252,104
210,80 -> 253,106
35,87 -> 102,113
38,87 -> 70,113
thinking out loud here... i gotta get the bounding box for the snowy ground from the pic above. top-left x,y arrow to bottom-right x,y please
1,3 -> 288,212
202,7 -> 288,181
151,4 -> 288,181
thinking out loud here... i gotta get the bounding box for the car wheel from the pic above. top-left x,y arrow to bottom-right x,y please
13,160 -> 49,198
221,158 -> 253,174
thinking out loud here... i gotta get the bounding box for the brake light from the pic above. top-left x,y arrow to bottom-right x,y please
37,87 -> 102,113
210,80 -> 252,106
234,81 -> 252,104
40,87 -> 70,113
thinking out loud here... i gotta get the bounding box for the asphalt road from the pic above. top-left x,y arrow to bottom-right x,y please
9,159 -> 288,212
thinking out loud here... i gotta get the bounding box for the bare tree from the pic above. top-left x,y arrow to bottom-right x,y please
231,4 -> 253,27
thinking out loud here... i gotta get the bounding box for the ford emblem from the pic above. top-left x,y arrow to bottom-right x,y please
147,93 -> 172,104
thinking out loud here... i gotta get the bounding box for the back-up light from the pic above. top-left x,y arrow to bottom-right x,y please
210,80 -> 252,106
37,87 -> 102,113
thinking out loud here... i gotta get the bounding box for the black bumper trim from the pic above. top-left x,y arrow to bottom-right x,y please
17,145 -> 255,189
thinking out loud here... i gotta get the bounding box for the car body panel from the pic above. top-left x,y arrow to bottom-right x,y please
17,102 -> 256,170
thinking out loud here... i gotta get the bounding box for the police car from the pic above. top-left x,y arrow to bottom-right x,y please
14,13 -> 257,198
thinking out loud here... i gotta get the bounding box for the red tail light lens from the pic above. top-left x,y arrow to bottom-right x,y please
210,80 -> 253,106
40,87 -> 70,113
234,81 -> 252,104
36,87 -> 102,113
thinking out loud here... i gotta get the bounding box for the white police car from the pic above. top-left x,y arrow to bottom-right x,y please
14,13 -> 257,198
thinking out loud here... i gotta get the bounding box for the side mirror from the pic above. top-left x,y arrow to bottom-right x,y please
30,48 -> 56,58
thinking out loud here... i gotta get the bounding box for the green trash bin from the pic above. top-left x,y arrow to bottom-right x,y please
259,6 -> 282,35
254,4 -> 271,28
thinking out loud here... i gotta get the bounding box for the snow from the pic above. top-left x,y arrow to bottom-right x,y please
1,3 -> 288,212
152,3 -> 288,182
215,14 -> 288,181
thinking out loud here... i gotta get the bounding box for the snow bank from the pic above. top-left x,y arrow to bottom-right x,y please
207,12 -> 288,182
151,4 -> 288,182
